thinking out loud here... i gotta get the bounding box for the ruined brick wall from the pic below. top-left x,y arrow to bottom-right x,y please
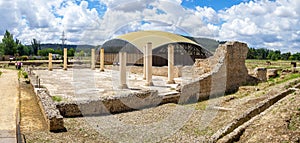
224,42 -> 249,93
185,41 -> 249,100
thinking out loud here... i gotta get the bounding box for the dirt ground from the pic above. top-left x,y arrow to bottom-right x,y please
238,89 -> 300,142
17,60 -> 300,142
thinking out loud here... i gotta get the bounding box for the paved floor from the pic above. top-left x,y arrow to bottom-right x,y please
32,67 -> 194,101
0,69 -> 18,143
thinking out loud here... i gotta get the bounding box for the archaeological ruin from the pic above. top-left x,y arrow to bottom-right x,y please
27,30 -> 251,133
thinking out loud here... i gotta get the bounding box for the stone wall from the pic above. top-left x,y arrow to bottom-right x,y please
34,89 -> 65,132
253,67 -> 267,82
192,41 -> 249,95
29,71 -> 65,132
179,41 -> 248,103
56,90 -> 165,117
129,66 -> 182,77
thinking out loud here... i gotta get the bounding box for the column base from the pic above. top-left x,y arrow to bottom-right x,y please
119,84 -> 128,89
48,69 -> 53,71
100,69 -> 105,72
167,80 -> 175,84
63,68 -> 67,71
143,77 -> 146,80
145,82 -> 154,86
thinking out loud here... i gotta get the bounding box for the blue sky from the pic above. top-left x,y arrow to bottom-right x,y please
0,0 -> 300,53
182,0 -> 250,11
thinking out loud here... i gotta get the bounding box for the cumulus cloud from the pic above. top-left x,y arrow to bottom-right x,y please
218,0 -> 300,53
0,0 -> 299,53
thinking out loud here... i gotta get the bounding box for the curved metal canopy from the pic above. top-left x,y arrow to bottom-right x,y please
116,30 -> 203,52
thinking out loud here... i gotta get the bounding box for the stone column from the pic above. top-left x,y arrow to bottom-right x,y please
63,48 -> 67,70
48,53 -> 53,71
91,48 -> 95,70
167,44 -> 175,84
100,48 -> 105,72
143,46 -> 146,80
145,42 -> 154,86
119,52 -> 128,89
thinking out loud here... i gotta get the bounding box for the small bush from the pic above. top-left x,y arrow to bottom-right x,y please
22,71 -> 28,78
20,56 -> 29,61
0,71 -> 2,76
52,96 -> 63,102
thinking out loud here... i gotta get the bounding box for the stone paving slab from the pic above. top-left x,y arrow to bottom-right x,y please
32,68 -> 186,102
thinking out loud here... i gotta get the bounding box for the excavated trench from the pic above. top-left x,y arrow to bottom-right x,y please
213,82 -> 300,143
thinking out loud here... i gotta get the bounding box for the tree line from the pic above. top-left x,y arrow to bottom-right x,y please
0,30 -> 75,59
247,47 -> 300,61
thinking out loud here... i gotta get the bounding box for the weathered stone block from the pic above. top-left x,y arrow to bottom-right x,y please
254,67 -> 267,82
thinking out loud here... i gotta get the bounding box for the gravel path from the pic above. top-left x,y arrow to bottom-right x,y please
0,69 -> 19,143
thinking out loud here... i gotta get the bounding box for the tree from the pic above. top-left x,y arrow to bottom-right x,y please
281,52 -> 291,60
31,38 -> 41,56
38,48 -> 55,56
2,30 -> 16,55
0,43 -> 4,56
67,48 -> 75,57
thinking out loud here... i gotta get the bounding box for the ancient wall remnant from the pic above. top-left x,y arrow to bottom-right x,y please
34,89 -> 65,132
56,90 -> 162,117
192,41 -> 249,95
254,67 -> 267,82
267,69 -> 278,79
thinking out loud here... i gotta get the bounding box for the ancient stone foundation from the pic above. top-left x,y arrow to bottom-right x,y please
34,89 -> 65,132
29,41 -> 251,132
56,90 -> 163,117
254,67 -> 267,82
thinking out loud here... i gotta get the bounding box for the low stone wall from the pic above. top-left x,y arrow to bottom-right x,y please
34,89 -> 65,132
210,82 -> 300,143
56,90 -> 168,117
129,66 -> 182,77
29,71 -> 65,132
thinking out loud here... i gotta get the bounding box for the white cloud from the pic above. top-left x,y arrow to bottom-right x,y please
218,0 -> 300,53
0,0 -> 299,53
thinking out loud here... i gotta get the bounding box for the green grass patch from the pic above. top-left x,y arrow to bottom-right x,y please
22,71 -> 28,78
194,102 -> 207,110
18,70 -> 22,79
52,96 -> 63,102
277,74 -> 300,84
170,87 -> 176,90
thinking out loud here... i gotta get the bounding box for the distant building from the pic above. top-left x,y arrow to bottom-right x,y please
102,30 -> 217,66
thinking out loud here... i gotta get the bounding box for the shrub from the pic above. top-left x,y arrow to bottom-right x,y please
52,96 -> 63,102
22,71 -> 28,78
20,56 -> 28,61
0,71 -> 2,77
